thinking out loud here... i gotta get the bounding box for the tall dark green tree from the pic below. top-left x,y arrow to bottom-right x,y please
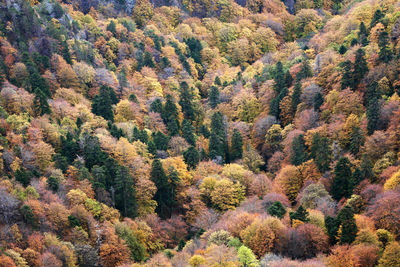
274,61 -> 285,93
313,92 -> 324,111
340,60 -> 354,90
181,119 -> 196,146
92,86 -> 117,122
60,132 -> 79,163
179,82 -> 195,121
183,146 -> 200,169
162,95 -> 180,136
339,45 -> 347,55
352,48 -> 368,90
331,157 -> 353,201
151,159 -> 176,219
143,51 -> 155,68
230,129 -> 243,161
152,131 -> 169,151
106,20 -> 117,35
209,86 -> 220,109
325,215 -> 340,245
115,224 -> 146,262
310,133 -> 332,173
296,60 -> 312,81
358,22 -> 369,46
378,31 -> 393,63
290,134 -> 308,166
267,201 -> 286,219
15,168 -> 32,187
209,112 -> 228,163
337,205 -> 358,244
349,126 -> 364,156
370,9 -> 384,29
289,205 -> 310,223
360,154 -> 375,182
115,165 -> 137,218
33,89 -> 51,116
366,95 -> 381,135
291,81 -> 302,115
150,99 -> 163,113
284,71 -> 293,88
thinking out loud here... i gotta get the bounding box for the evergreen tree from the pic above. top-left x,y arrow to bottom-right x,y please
183,146 -> 200,169
143,51 -> 155,68
162,95 -> 180,136
310,133 -> 332,173
378,31 -> 393,63
209,86 -> 220,109
150,98 -> 163,113
274,61 -> 285,92
313,92 -> 324,111
115,165 -> 137,218
296,60 -> 312,81
267,201 -> 286,219
106,20 -> 117,35
199,124 -> 210,138
338,45 -> 347,55
129,93 -> 138,103
62,40 -> 72,65
181,119 -> 196,146
340,60 -> 353,90
151,159 -> 176,219
337,205 -> 358,244
291,81 -> 302,115
352,48 -> 368,90
284,71 -> 293,88
331,157 -> 353,201
92,85 -> 116,122
20,205 -> 38,228
148,141 -> 157,156
214,76 -> 221,86
61,132 -> 79,163
325,215 -> 340,245
360,154 -> 375,182
289,205 -> 310,223
349,126 -> 364,155
358,22 -> 369,46
290,134 -> 308,166
15,168 -> 31,187
33,89 -> 51,116
47,176 -> 59,192
184,37 -> 203,64
152,131 -> 169,151
352,168 -> 363,188
370,9 -> 384,29
350,38 -> 358,47
230,129 -> 243,161
209,112 -> 228,163
367,96 -> 381,135
179,82 -> 195,121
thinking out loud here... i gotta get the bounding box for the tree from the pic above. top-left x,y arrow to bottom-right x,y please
331,157 -> 354,201
151,159 -> 176,219
337,205 -> 357,244
341,60 -> 353,90
179,82 -> 195,121
209,86 -> 220,109
115,223 -> 146,262
378,242 -> 400,267
313,92 -> 323,111
366,91 -> 381,135
132,0 -> 154,28
33,89 -> 50,116
378,31 -> 393,63
115,165 -> 137,218
106,20 -> 116,35
162,95 -> 180,136
310,133 -> 332,173
15,168 -> 32,187
339,45 -> 347,54
92,85 -> 116,121
181,119 -> 196,146
230,129 -> 243,161
289,205 -> 310,223
183,146 -> 200,169
238,246 -> 258,267
290,134 -> 308,166
370,9 -> 384,29
325,215 -> 340,245
20,205 -> 38,227
209,112 -> 228,163
143,51 -> 155,68
358,22 -> 369,46
291,81 -> 302,115
152,131 -> 169,151
297,60 -> 312,81
267,201 -> 286,219
47,176 -> 59,192
353,49 -> 368,90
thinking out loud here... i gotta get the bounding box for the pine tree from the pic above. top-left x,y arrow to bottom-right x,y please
214,76 -> 222,86
267,201 -> 286,219
339,45 -> 347,55
349,126 -> 363,155
230,129 -> 243,161
378,31 -> 393,63
62,40 -> 72,65
106,20 -> 117,35
289,205 -> 310,223
337,205 -> 357,244
33,89 -> 51,116
331,157 -> 353,201
179,82 -> 195,121
92,85 -> 116,122
209,86 -> 220,109
152,131 -> 169,151
150,98 -> 163,113
358,22 -> 369,46
183,146 -> 200,169
352,48 -> 368,90
284,71 -> 293,88
313,92 -> 324,111
147,140 -> 157,156
290,134 -> 308,166
310,133 -> 332,173
291,81 -> 302,115
360,154 -> 375,182
15,168 -> 32,187
115,165 -> 137,218
181,119 -> 196,146
370,9 -> 384,29
209,112 -> 228,163
162,95 -> 180,136
325,215 -> 340,245
47,176 -> 59,192
367,96 -> 381,135
296,60 -> 312,81
143,51 -> 155,68
341,60 -> 353,90
151,159 -> 175,219
274,61 -> 285,92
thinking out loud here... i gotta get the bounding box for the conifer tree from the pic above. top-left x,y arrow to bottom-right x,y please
209,112 -> 228,163
181,119 -> 196,146
341,60 -> 353,90
313,92 -> 324,111
150,98 -> 163,113
338,45 -> 347,55
284,71 -> 293,88
152,131 -> 169,151
267,201 -> 286,219
106,20 -> 116,35
179,82 -> 195,121
162,95 -> 180,136
209,86 -> 220,109
331,157 -> 353,201
370,9 -> 383,29
183,146 -> 200,169
289,205 -> 310,223
274,61 -> 285,92
33,89 -> 51,116
290,134 -> 308,166
367,95 -> 381,135
337,205 -> 357,244
291,81 -> 302,115
115,165 -> 137,218
352,48 -> 368,90
92,85 -> 116,122
230,129 -> 243,161
349,126 -> 363,155
378,31 -> 393,63
325,215 -> 340,245
296,60 -> 312,81
310,133 -> 332,173
143,51 -> 155,68
358,22 -> 369,46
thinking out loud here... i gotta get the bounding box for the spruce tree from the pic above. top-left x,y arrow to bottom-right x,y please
338,45 -> 347,55
179,82 -> 195,121
33,89 -> 51,116
15,168 -> 32,187
349,126 -> 363,155
230,129 -> 243,161
331,157 -> 353,201
152,131 -> 169,151
267,201 -> 286,219
289,205 -> 310,223
370,9 -> 384,29
162,95 -> 180,136
181,119 -> 196,146
313,92 -> 324,111
183,146 -> 200,169
310,133 -> 332,173
151,159 -> 175,219
352,48 -> 368,90
150,98 -> 163,113
290,134 -> 308,166
360,154 -> 375,182
337,205 -> 358,244
209,85 -> 220,109
378,31 -> 393,63
340,60 -> 353,90
115,165 -> 137,218
291,81 -> 302,115
284,71 -> 293,88
143,51 -> 155,68
92,85 -> 116,122
358,22 -> 369,46
325,215 -> 340,245
209,112 -> 228,163
106,20 -> 117,35
367,96 -> 381,135
296,60 -> 312,81
147,140 -> 157,156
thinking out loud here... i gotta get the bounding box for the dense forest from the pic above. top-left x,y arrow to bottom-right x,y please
0,0 -> 400,266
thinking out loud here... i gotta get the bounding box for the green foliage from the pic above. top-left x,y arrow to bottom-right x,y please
20,204 -> 38,227
378,31 -> 393,63
267,201 -> 286,219
152,131 -> 169,151
331,157 -> 353,201
183,146 -> 200,169
92,85 -> 117,122
179,82 -> 196,121
310,133 -> 332,173
290,134 -> 308,166
115,166 -> 137,218
115,223 -> 146,261
209,112 -> 228,163
47,176 -> 59,192
337,205 -> 358,244
238,245 -> 259,267
289,205 -> 310,223
162,95 -> 180,136
291,81 -> 302,115
209,86 -> 220,109
230,129 -> 243,161
15,168 -> 32,187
